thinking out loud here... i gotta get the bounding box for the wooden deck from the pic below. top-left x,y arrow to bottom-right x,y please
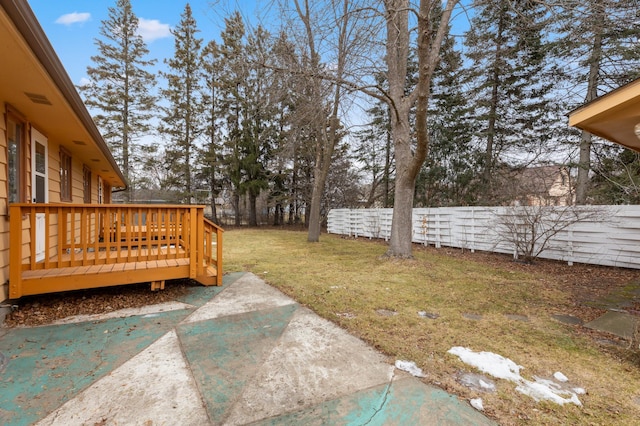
9,204 -> 223,298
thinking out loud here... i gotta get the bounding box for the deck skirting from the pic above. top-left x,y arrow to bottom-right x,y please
19,259 -> 192,296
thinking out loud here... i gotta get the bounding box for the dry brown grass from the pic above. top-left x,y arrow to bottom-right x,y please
224,228 -> 640,425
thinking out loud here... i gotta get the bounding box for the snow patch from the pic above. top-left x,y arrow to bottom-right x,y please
395,360 -> 427,378
553,371 -> 568,382
448,347 -> 583,406
470,398 -> 484,411
479,379 -> 495,391
447,346 -> 523,382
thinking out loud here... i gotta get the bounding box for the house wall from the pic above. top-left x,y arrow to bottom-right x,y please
0,105 -> 8,302
1,102 -> 109,302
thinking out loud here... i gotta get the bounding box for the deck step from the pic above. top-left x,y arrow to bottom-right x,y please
195,265 -> 218,286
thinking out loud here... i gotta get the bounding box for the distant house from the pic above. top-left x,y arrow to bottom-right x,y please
505,165 -> 574,207
0,0 -> 221,310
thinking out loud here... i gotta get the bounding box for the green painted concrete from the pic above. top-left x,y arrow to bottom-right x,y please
255,378 -> 494,426
0,309 -> 189,426
177,304 -> 298,424
176,272 -> 243,307
0,273 -> 494,425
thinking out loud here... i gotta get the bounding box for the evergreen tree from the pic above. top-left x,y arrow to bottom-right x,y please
553,0 -> 640,203
80,0 -> 156,201
590,148 -> 640,204
237,26 -> 275,226
417,21 -> 477,207
159,3 -> 205,202
464,0 -> 557,204
216,12 -> 248,225
200,40 -> 224,222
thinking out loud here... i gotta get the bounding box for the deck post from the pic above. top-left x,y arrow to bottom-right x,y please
188,207 -> 197,279
216,226 -> 223,285
196,207 -> 204,278
9,204 -> 23,299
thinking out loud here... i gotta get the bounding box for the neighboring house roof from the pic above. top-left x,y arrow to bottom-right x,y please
512,166 -> 570,196
569,78 -> 640,153
495,165 -> 573,206
0,0 -> 126,189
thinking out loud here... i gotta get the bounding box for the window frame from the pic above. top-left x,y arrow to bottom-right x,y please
97,176 -> 103,204
83,165 -> 92,204
5,105 -> 27,204
59,147 -> 72,202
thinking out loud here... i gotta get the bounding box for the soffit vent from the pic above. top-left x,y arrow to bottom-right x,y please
73,140 -> 87,146
25,92 -> 52,105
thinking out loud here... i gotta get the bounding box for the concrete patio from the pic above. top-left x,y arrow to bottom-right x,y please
0,272 -> 493,425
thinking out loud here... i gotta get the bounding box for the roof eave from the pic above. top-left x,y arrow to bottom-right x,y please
0,0 -> 127,189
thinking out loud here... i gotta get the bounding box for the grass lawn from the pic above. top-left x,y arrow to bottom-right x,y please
224,228 -> 640,425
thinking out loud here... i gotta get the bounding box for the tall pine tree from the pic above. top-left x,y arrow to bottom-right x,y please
554,0 -> 640,204
80,0 -> 156,201
465,0 -> 557,204
417,17 -> 477,207
159,3 -> 205,202
200,40 -> 224,222
216,12 -> 248,225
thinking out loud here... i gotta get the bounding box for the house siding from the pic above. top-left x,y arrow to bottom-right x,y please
0,108 -> 6,301
1,102 -> 113,302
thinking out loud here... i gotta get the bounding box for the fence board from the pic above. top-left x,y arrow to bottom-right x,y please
327,206 -> 640,269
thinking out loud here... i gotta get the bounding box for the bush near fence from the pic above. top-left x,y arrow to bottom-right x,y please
327,206 -> 640,269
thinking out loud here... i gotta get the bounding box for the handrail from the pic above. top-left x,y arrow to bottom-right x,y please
9,203 -> 223,298
202,217 -> 224,285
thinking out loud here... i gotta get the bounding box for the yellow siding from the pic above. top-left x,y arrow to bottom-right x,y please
1,100 -> 118,302
0,106 -> 7,301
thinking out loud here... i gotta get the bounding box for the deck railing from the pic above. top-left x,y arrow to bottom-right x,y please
9,203 -> 223,298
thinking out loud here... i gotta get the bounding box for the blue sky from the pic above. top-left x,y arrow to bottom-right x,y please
27,0 -> 270,86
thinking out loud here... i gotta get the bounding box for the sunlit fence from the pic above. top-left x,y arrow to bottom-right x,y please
327,206 -> 640,269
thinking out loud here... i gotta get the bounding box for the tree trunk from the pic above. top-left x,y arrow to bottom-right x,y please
384,0 -> 457,258
575,130 -> 593,204
481,8 -> 505,202
249,192 -> 257,226
575,2 -> 603,205
387,116 -> 415,256
304,0 -> 347,243
233,192 -> 241,226
307,168 -> 326,241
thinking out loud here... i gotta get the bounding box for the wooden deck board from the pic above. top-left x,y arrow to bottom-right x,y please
41,246 -> 187,266
22,258 -> 190,280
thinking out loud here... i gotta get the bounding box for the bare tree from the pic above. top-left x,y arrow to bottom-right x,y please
280,0 -> 373,242
273,0 -> 458,255
493,205 -> 610,262
382,0 -> 459,257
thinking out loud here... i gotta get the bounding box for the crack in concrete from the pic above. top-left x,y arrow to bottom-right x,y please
174,327 -> 212,425
360,370 -> 396,425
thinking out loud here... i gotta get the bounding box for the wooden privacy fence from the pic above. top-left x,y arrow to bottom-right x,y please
327,206 -> 640,269
9,204 -> 223,298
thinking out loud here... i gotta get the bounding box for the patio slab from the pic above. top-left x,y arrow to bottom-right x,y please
584,310 -> 639,340
0,272 -> 494,425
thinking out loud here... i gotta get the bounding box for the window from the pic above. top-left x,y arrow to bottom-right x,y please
60,147 -> 72,201
6,109 -> 26,203
97,176 -> 103,204
83,165 -> 92,203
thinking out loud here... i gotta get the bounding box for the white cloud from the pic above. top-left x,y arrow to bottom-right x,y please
137,18 -> 171,42
78,77 -> 91,88
55,12 -> 91,26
